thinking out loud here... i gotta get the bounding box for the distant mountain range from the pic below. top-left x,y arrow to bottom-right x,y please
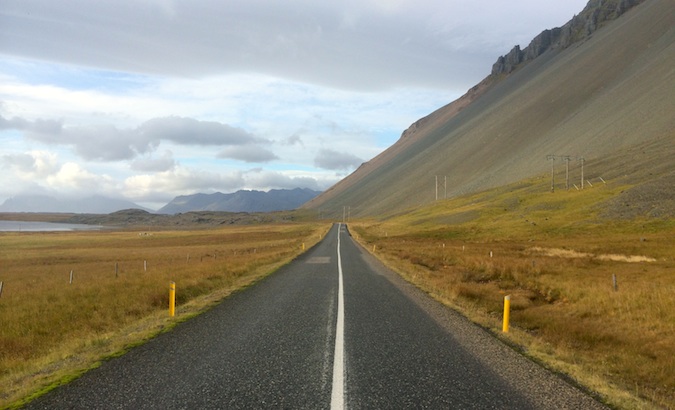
0,195 -> 151,214
157,188 -> 320,214
0,188 -> 321,215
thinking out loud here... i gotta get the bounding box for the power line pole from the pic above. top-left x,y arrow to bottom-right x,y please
546,155 -> 556,192
579,157 -> 585,189
562,156 -> 571,190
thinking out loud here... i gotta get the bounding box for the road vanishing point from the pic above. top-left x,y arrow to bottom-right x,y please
25,224 -> 608,409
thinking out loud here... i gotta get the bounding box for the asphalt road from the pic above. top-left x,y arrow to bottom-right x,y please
24,224 -> 608,409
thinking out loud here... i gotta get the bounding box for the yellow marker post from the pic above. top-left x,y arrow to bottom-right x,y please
302,243 -> 305,250
502,295 -> 511,333
169,281 -> 176,317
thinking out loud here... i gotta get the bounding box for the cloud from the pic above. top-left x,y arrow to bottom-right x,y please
0,0 -> 589,91
0,114 -> 63,134
1,150 -> 59,177
130,150 -> 176,172
314,148 -> 364,170
123,167 -> 247,203
46,162 -> 116,194
2,113 -> 262,162
217,145 -> 279,163
27,124 -> 142,161
283,132 -> 304,146
139,116 -> 261,146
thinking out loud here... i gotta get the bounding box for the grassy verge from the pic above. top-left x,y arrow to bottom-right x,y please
350,177 -> 674,409
0,223 -> 330,408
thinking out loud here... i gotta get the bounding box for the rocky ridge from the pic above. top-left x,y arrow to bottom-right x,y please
491,0 -> 646,75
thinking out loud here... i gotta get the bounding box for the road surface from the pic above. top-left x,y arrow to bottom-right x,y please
25,224 -> 607,409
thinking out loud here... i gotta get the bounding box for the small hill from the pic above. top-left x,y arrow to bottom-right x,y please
158,188 -> 321,214
304,0 -> 675,219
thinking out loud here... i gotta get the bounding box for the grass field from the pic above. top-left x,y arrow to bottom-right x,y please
0,223 -> 329,408
351,176 -> 674,409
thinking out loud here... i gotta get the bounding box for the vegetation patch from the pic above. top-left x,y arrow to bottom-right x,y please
351,177 -> 674,409
0,223 -> 329,408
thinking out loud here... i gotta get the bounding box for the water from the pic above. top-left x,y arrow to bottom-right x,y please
0,220 -> 103,232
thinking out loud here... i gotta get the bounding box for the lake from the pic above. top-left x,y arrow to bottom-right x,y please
0,220 -> 103,232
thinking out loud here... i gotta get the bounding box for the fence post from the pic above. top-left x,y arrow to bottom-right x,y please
144,260 -> 147,272
612,274 -> 618,292
169,281 -> 176,317
502,295 -> 511,333
70,270 -> 74,284
0,281 -> 3,298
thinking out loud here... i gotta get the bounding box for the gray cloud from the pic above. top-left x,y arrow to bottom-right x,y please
0,114 -> 63,134
314,148 -> 363,171
283,132 -> 304,146
3,114 -> 262,162
0,1 -> 589,91
218,145 -> 279,163
1,152 -> 35,170
139,116 -> 261,146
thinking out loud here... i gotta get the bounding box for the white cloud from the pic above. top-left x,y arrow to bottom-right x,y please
123,167 -> 245,203
1,150 -> 59,178
46,162 -> 117,195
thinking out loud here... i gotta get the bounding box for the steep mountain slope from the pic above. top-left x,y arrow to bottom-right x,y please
304,0 -> 675,218
158,188 -> 320,214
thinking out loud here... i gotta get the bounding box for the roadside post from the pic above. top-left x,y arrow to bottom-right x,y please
502,295 -> 511,333
169,281 -> 176,317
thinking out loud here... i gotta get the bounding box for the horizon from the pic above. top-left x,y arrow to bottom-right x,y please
0,187 -> 325,213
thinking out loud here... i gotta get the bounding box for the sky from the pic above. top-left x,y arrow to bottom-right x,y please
0,0 -> 588,210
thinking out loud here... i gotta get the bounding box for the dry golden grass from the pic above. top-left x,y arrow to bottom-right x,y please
351,178 -> 675,409
0,223 -> 329,408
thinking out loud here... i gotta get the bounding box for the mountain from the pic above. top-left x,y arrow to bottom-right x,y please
0,194 -> 151,214
304,0 -> 674,218
158,188 -> 321,214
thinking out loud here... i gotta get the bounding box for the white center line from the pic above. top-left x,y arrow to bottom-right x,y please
331,223 -> 345,409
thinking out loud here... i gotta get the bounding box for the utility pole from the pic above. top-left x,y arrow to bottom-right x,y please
579,157 -> 585,189
546,155 -> 556,192
342,206 -> 346,224
562,156 -> 571,190
435,175 -> 438,201
444,176 -> 447,199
